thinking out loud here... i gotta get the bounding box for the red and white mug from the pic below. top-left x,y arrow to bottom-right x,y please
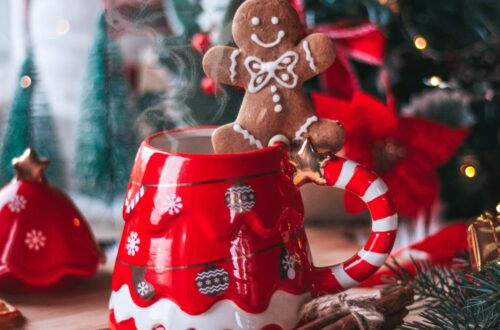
109,127 -> 397,330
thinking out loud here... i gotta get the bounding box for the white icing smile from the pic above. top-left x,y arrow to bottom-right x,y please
251,30 -> 285,48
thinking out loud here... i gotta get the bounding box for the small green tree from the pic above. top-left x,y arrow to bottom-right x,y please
74,14 -> 136,201
31,83 -> 65,186
0,51 -> 63,186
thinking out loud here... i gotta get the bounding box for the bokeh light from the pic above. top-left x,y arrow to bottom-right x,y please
413,35 -> 428,50
56,19 -> 71,35
20,75 -> 32,88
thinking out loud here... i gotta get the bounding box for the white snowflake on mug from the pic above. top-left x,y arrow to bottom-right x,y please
25,229 -> 46,251
162,194 -> 183,215
282,254 -> 297,270
8,195 -> 27,213
136,281 -> 149,297
126,231 -> 140,256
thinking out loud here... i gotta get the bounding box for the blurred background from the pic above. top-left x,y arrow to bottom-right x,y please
0,0 -> 499,245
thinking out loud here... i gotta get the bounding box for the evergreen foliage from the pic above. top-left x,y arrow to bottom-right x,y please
0,52 -> 34,184
0,51 -> 63,186
388,258 -> 500,329
31,83 -> 65,186
305,0 -> 391,26
74,14 -> 136,201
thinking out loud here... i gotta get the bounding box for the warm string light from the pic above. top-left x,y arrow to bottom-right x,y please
496,202 -> 500,214
428,76 -> 442,87
378,0 -> 399,13
423,75 -> 451,89
464,165 -> 476,178
413,35 -> 427,50
20,75 -> 32,88
460,155 -> 479,179
460,164 -> 477,179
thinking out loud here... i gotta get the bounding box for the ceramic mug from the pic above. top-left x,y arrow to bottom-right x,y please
109,127 -> 397,330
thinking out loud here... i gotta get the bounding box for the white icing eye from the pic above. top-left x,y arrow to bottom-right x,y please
251,17 -> 260,26
281,73 -> 290,81
271,17 -> 279,25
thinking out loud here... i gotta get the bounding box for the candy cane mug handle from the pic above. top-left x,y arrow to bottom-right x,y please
311,157 -> 398,295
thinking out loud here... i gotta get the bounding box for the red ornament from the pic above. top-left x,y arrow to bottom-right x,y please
191,33 -> 211,53
314,91 -> 468,220
200,76 -> 218,95
0,149 -> 102,292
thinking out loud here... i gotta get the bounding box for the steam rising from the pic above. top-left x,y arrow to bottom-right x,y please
106,0 -> 234,133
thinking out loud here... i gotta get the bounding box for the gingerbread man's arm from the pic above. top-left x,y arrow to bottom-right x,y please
203,46 -> 249,88
295,33 -> 336,83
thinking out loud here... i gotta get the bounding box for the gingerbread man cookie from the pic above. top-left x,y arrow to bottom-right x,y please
203,0 -> 344,154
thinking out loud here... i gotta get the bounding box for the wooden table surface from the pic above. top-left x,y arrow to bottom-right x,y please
2,227 -> 420,330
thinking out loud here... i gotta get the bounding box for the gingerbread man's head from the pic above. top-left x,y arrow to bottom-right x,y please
233,0 -> 302,55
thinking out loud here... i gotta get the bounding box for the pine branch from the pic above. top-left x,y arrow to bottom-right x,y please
387,257 -> 462,306
388,258 -> 500,329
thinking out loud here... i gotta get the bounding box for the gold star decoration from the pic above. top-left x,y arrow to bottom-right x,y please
289,139 -> 330,186
12,148 -> 49,182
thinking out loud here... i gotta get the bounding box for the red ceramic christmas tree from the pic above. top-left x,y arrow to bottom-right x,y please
0,149 -> 102,291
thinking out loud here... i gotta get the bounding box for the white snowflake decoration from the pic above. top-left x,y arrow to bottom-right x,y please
25,229 -> 46,251
282,255 -> 297,269
126,231 -> 140,256
8,195 -> 27,213
137,281 -> 149,297
282,254 -> 298,280
162,194 -> 183,215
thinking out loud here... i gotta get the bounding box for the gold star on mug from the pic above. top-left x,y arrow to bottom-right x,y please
289,139 -> 330,186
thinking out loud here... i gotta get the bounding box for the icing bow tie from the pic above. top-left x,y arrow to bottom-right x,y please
244,51 -> 299,93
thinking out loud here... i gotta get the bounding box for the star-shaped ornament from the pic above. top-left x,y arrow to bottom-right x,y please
289,139 -> 330,186
12,148 -> 49,182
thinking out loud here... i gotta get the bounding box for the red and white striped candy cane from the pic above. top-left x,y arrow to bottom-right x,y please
311,157 -> 397,294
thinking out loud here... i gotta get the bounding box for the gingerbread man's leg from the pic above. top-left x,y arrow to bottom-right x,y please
307,119 -> 345,154
212,123 -> 262,154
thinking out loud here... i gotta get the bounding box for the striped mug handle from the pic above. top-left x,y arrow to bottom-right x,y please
311,157 -> 398,294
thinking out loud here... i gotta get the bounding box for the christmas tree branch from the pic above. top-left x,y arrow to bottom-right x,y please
387,257 -> 500,329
